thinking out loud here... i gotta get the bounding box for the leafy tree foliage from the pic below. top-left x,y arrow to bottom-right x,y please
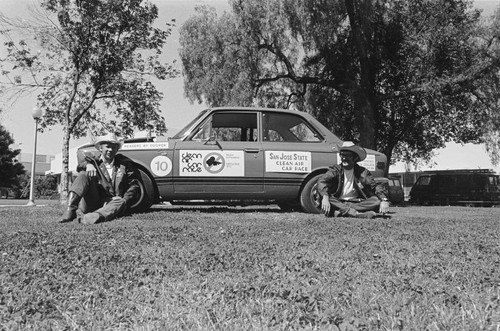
7,174 -> 58,199
34,174 -> 58,198
0,124 -> 25,188
180,0 -> 497,172
476,6 -> 500,165
0,0 -> 178,200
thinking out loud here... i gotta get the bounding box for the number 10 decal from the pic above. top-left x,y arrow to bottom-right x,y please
150,156 -> 172,177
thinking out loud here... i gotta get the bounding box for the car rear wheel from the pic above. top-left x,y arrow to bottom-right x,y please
300,174 -> 323,214
129,168 -> 156,213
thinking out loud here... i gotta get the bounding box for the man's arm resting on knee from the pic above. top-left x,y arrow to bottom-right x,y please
85,163 -> 97,177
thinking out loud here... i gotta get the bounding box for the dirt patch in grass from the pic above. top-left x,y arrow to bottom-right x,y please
1,205 -> 499,330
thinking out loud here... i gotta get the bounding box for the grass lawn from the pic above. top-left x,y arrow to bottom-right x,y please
0,204 -> 499,330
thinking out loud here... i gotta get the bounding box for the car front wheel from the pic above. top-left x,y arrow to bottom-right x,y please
129,168 -> 156,213
300,174 -> 324,214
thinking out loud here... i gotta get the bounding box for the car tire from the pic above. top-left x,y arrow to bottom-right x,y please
300,174 -> 324,214
129,168 -> 156,213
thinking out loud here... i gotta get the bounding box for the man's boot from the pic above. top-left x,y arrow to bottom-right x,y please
345,208 -> 359,218
60,192 -> 81,223
81,212 -> 104,224
343,208 -> 376,219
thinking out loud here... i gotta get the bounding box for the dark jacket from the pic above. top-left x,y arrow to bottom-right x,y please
81,154 -> 141,206
317,164 -> 387,200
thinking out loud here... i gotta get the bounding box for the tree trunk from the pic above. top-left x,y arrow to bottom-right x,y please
59,126 -> 70,205
345,0 -> 377,151
383,144 -> 396,177
354,88 -> 376,150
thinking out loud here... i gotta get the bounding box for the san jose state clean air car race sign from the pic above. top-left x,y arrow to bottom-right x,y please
265,151 -> 311,173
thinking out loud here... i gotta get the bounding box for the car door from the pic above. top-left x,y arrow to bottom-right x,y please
260,111 -> 328,200
172,111 -> 264,199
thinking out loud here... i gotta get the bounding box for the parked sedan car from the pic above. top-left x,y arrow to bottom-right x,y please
76,107 -> 388,213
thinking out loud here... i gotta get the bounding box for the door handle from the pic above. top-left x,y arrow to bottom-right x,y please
244,148 -> 260,153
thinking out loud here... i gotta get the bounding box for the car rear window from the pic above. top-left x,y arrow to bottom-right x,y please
262,112 -> 322,142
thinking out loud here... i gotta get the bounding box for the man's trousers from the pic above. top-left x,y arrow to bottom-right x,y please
328,196 -> 380,216
70,172 -> 127,222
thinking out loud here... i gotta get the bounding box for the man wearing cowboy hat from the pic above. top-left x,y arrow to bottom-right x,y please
60,132 -> 140,224
317,141 -> 390,219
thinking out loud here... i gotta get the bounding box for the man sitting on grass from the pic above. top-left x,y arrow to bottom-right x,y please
318,141 -> 390,219
60,132 -> 140,224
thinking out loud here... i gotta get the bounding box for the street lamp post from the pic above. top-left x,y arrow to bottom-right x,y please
26,107 -> 43,206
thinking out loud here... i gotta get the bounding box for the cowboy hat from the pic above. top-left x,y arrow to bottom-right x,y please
93,132 -> 124,150
336,141 -> 367,162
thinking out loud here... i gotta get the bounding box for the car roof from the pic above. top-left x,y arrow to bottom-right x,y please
208,106 -> 315,117
210,106 -> 296,112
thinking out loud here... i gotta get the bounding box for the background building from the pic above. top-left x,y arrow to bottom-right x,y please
17,152 -> 55,177
46,147 -> 79,192
9,143 -> 55,177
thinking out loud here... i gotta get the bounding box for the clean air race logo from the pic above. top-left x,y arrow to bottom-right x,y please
179,150 -> 244,176
204,152 -> 225,174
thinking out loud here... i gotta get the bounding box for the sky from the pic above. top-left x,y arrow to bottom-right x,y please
1,0 -> 500,174
0,0 -> 229,155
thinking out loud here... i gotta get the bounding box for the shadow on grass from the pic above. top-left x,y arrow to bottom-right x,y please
149,203 -> 284,214
147,204 -> 407,215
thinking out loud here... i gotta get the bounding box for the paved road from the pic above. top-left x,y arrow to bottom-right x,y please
0,199 -> 60,207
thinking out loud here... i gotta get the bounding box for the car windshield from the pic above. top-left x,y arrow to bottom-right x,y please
171,109 -> 209,139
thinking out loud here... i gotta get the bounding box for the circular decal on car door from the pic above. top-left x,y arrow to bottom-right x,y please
150,155 -> 172,176
203,152 -> 225,174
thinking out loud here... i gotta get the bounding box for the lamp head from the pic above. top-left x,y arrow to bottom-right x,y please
32,107 -> 43,120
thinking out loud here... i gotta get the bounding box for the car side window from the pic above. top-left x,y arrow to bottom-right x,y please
488,176 -> 499,185
266,129 -> 285,142
190,112 -> 258,142
191,120 -> 211,141
262,112 -> 322,142
416,176 -> 431,186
